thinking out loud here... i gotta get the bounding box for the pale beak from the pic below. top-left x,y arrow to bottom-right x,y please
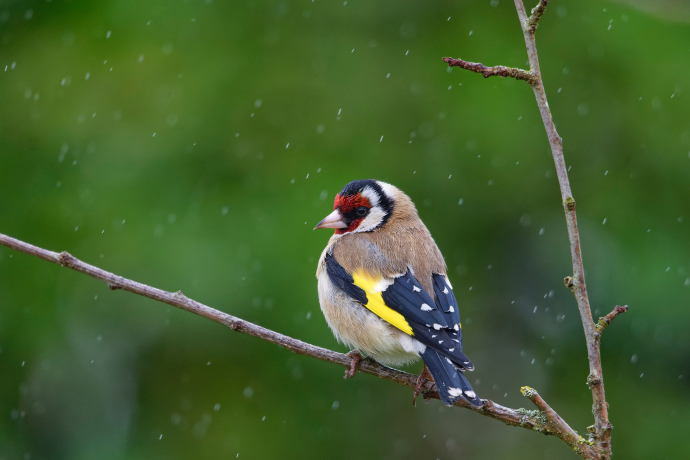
314,209 -> 348,230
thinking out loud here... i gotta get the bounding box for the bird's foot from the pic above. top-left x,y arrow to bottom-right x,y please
413,363 -> 434,407
343,350 -> 364,379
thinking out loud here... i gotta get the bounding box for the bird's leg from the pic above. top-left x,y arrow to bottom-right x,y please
413,363 -> 434,407
343,350 -> 364,379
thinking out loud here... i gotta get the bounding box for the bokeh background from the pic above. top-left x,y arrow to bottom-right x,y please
1,0 -> 689,459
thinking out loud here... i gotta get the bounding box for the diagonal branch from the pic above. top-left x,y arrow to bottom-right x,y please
520,386 -> 594,454
0,230 -> 596,459
442,57 -> 538,84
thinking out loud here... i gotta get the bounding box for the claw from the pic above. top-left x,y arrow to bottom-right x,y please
344,350 -> 363,379
413,363 -> 434,406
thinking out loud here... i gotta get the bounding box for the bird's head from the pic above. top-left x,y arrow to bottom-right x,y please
314,179 -> 396,235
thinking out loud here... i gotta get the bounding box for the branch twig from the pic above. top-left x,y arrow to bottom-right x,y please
0,230 -> 595,458
520,386 -> 593,454
527,0 -> 550,33
442,57 -> 537,85
595,305 -> 629,333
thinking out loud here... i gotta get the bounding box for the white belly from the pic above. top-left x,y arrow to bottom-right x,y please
317,269 -> 424,367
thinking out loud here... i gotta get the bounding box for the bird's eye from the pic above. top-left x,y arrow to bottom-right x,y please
356,206 -> 368,217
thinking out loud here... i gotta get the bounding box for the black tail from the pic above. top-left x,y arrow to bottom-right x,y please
421,348 -> 481,406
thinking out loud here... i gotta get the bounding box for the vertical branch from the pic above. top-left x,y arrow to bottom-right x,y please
513,0 -> 611,455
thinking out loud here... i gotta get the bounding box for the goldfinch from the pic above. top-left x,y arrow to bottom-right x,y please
315,179 -> 481,406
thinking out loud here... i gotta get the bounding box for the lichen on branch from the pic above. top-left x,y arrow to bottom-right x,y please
442,57 -> 538,85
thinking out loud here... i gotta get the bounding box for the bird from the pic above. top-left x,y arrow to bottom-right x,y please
314,179 -> 481,407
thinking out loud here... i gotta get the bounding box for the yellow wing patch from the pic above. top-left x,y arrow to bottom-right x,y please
351,270 -> 414,336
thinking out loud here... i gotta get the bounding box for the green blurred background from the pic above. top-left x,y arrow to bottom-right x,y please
1,0 -> 689,458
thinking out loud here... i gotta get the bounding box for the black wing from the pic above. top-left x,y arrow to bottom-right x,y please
324,253 -> 472,370
324,252 -> 367,304
382,272 -> 472,370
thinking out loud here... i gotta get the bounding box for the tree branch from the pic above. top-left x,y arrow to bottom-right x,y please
442,57 -> 538,85
595,305 -> 629,334
443,1 -> 627,458
527,0 -> 550,33
520,386 -> 595,455
510,1 -> 614,454
0,230 -> 595,458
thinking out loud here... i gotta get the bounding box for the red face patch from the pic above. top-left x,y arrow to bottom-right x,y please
333,193 -> 371,212
333,193 -> 372,234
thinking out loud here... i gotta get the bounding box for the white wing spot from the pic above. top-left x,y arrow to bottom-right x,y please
421,303 -> 433,311
448,387 -> 463,397
464,390 -> 476,399
449,348 -> 455,352
438,341 -> 443,344
433,323 -> 442,330
412,285 -> 421,292
452,339 -> 460,343
446,358 -> 453,364
431,335 -> 437,338
443,287 -> 449,294
449,306 -> 455,313
454,324 -> 459,331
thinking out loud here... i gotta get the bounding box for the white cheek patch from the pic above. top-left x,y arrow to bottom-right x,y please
349,184 -> 394,234
354,206 -> 386,233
